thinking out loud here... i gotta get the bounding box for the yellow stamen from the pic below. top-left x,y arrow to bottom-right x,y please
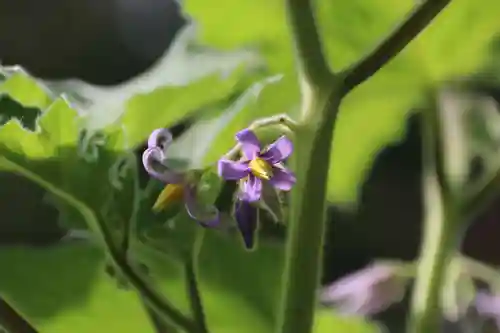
152,183 -> 185,212
248,157 -> 273,180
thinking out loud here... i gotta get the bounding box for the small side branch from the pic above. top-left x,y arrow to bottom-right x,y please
185,258 -> 208,333
285,0 -> 333,86
341,0 -> 451,93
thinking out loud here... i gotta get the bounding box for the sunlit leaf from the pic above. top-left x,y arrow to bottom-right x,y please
119,68 -> 248,149
184,0 -> 500,201
0,75 -> 139,244
0,71 -> 52,109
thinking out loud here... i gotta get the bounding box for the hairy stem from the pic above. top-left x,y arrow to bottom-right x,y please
277,1 -> 452,333
341,0 -> 452,93
276,87 -> 340,333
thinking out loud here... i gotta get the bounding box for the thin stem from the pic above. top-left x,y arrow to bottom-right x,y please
0,297 -> 37,333
341,0 -> 452,93
224,114 -> 298,160
0,158 -> 197,333
285,0 -> 333,86
141,297 -> 177,333
185,230 -> 209,333
407,103 -> 462,332
460,256 -> 500,289
463,164 -> 500,221
122,152 -> 141,256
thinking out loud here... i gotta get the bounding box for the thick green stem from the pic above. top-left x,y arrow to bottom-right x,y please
277,1 -> 454,333
276,86 -> 341,333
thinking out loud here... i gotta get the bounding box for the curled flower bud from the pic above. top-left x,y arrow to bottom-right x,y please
142,128 -> 219,227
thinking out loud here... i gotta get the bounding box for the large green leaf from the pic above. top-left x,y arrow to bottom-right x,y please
184,0 -> 500,201
0,244 -> 155,333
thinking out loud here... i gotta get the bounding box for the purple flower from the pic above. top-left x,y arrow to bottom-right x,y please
474,291 -> 500,329
217,129 -> 296,202
142,128 -> 219,227
217,129 -> 295,249
320,263 -> 408,316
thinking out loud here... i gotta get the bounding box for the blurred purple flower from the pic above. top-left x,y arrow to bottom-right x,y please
217,129 -> 296,249
474,291 -> 500,329
320,263 -> 408,316
142,128 -> 219,227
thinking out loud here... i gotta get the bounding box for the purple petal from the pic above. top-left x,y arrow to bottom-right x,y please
269,166 -> 296,191
218,159 -> 249,180
261,136 -> 293,164
142,147 -> 184,183
320,263 -> 406,316
234,200 -> 258,249
148,128 -> 173,149
239,176 -> 262,202
236,129 -> 261,160
475,292 -> 500,317
184,187 -> 220,227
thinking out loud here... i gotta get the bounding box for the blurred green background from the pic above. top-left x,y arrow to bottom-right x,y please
1,0 -> 500,332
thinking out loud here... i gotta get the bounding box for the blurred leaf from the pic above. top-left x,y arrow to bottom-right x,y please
0,244 -> 156,333
313,309 -> 379,333
201,75 -> 291,165
184,0 -> 500,201
119,67 -> 249,149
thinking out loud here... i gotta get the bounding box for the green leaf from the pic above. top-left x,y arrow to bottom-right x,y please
119,67 -> 249,149
0,71 -> 52,109
196,169 -> 223,206
0,244 -> 156,333
201,75 -> 293,165
0,77 -> 140,244
184,0 -> 500,201
313,309 -> 379,333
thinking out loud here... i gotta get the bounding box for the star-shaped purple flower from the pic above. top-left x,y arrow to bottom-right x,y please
218,129 -> 296,202
217,129 -> 296,249
142,128 -> 219,227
